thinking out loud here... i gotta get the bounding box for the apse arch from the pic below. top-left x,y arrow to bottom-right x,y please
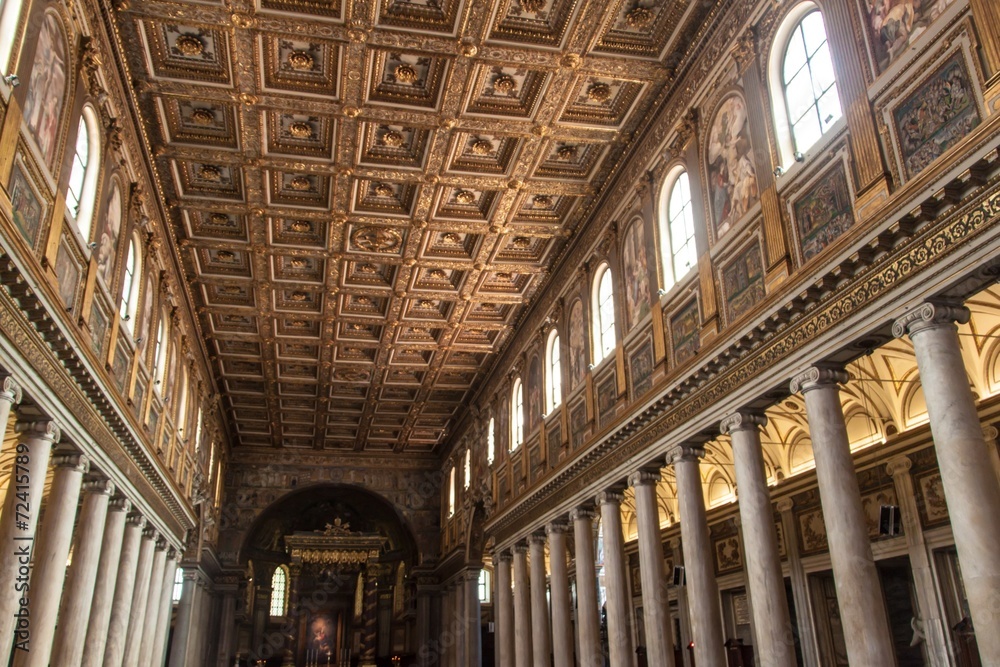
237,483 -> 420,567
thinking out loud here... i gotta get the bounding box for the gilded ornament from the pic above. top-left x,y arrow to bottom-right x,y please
429,269 -> 447,279
288,121 -> 314,139
561,53 -> 582,69
359,264 -> 378,274
587,82 -> 612,103
342,106 -> 361,118
198,165 -> 223,182
533,194 -> 552,207
625,6 -> 655,29
394,63 -> 419,84
381,130 -> 405,147
174,34 -> 205,57
521,0 -> 546,12
442,232 -> 461,245
508,179 -> 523,190
493,74 -> 517,95
289,258 -> 308,268
216,250 -> 236,262
459,42 -> 478,58
556,145 -> 577,160
287,51 -> 315,71
348,28 -> 367,42
290,220 -> 313,233
356,296 -> 373,305
351,226 -> 403,253
454,190 -> 476,204
209,213 -> 230,225
512,236 -> 531,248
290,292 -> 308,302
288,176 -> 312,191
471,139 -> 493,156
372,182 -> 395,198
190,108 -> 216,126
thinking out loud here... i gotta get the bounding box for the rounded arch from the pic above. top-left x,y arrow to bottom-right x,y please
591,261 -> 616,364
510,376 -> 524,450
657,164 -> 699,292
545,327 -> 562,413
238,483 -> 420,567
66,105 -> 103,246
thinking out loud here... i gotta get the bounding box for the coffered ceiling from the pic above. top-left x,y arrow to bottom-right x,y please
110,0 -> 717,454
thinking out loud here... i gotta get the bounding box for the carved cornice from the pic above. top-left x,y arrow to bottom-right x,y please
892,299 -> 971,338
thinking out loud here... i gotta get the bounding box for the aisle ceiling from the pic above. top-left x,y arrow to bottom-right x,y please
113,0 -> 717,454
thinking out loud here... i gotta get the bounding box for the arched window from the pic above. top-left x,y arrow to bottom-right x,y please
659,169 -> 698,290
772,5 -> 841,163
546,329 -> 562,412
194,406 -> 204,452
66,107 -> 101,244
119,237 -> 141,327
447,466 -> 456,518
270,565 -> 288,617
0,0 -> 24,75
487,417 -> 495,465
154,311 -> 169,386
172,567 -> 184,603
592,264 -> 616,364
176,368 -> 189,434
511,379 -> 524,451
478,568 -> 492,604
464,448 -> 471,490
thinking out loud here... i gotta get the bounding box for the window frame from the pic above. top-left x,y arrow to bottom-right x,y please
269,565 -> 289,617
486,416 -> 495,465
0,0 -> 23,77
119,235 -> 141,329
591,263 -> 616,365
66,106 -> 102,246
153,309 -> 169,389
464,448 -> 471,490
658,167 -> 698,291
510,378 -> 524,451
447,465 -> 456,518
545,328 -> 562,413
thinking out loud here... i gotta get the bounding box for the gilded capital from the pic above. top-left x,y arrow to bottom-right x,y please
719,410 -> 767,435
892,299 -> 970,338
628,469 -> 661,487
0,376 -> 22,405
789,365 -> 848,394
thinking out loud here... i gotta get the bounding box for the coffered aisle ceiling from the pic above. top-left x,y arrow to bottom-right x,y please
110,0 -> 717,454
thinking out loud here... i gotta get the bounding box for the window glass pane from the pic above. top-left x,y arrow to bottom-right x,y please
598,269 -> 615,359
67,119 -> 88,218
809,44 -> 836,96
801,10 -> 827,56
783,30 -> 808,82
792,113 -> 823,153
270,567 -> 287,616
783,10 -> 842,154
487,418 -> 495,464
817,86 -> 842,131
549,334 -> 561,409
785,71 -> 815,123
172,568 -> 184,603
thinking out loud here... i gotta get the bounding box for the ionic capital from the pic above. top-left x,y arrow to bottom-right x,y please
155,536 -> 168,551
463,568 -> 481,583
886,455 -> 913,478
166,547 -> 179,561
127,512 -> 147,528
545,520 -> 569,536
528,531 -> 547,547
83,477 -> 115,496
494,550 -> 513,563
0,376 -> 22,405
16,420 -> 61,443
511,542 -> 529,555
52,449 -> 90,474
775,497 -> 795,513
666,444 -> 705,466
892,299 -> 970,338
109,497 -> 132,513
569,506 -> 597,522
143,526 -> 159,541
628,469 -> 661,487
596,488 -> 625,506
789,364 -> 848,395
720,410 -> 767,435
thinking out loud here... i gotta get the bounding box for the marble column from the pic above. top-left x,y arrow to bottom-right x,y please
571,507 -> 602,667
886,456 -> 950,666
455,579 -> 467,667
50,477 -> 115,667
668,445 -> 725,667
546,521 -> 574,667
81,497 -> 132,667
0,421 -> 58,660
721,411 -> 796,667
598,490 -> 634,667
103,514 -> 148,667
12,449 -> 89,667
495,551 -> 515,667
465,568 -> 483,667
442,581 -> 455,667
775,499 -> 821,667
169,571 -> 198,667
138,538 -> 169,665
122,527 -> 159,666
0,375 -> 21,447
629,470 -> 675,667
669,538 -> 694,667
790,365 -> 894,666
895,301 -> 1000,664
151,550 -> 179,667
512,542 -> 533,667
528,532 -> 551,667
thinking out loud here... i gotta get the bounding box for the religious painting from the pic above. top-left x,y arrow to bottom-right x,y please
529,444 -> 542,483
628,338 -> 654,398
527,353 -> 541,430
670,298 -> 700,365
23,13 -> 68,170
864,0 -> 956,72
547,421 -> 562,468
721,240 -> 765,324
621,219 -> 651,331
9,163 -> 44,249
892,52 -> 980,179
133,378 -> 146,418
568,298 -> 587,389
90,300 -> 108,357
714,535 -> 743,574
148,403 -> 160,435
793,162 -> 855,261
497,395 -> 509,456
138,274 -> 156,356
798,507 -> 829,554
112,340 -> 131,393
706,92 -> 758,239
570,399 -> 587,450
55,237 -> 81,311
97,181 -> 124,286
306,612 -> 335,659
916,471 -> 949,526
596,371 -> 617,427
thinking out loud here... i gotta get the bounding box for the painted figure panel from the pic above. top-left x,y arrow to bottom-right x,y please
23,13 -> 68,170
527,353 -> 541,431
570,400 -> 586,450
9,164 -> 44,249
864,0 -> 956,72
722,241 -> 765,323
628,339 -> 654,397
793,163 -> 855,261
568,298 -> 586,389
596,371 -> 617,427
90,301 -> 108,357
55,238 -> 80,310
97,182 -> 124,286
622,219 -> 651,331
893,52 -> 980,179
670,298 -> 700,365
138,274 -> 156,357
707,93 -> 758,239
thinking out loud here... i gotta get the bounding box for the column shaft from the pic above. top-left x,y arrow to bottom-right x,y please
897,305 -> 1000,664
455,580 -> 467,667
669,539 -> 694,667
103,515 -> 147,667
512,544 -> 533,667
139,541 -> 169,665
669,447 -> 726,667
546,523 -> 574,667
791,366 -> 894,666
50,478 -> 115,667
151,555 -> 179,667
0,421 -> 58,660
629,472 -> 675,667
723,413 -> 796,667
80,497 -> 131,667
122,528 -> 158,666
529,535 -> 551,667
572,508 -> 602,667
466,569 -> 483,667
598,491 -> 634,666
776,500 -> 821,667
169,573 -> 198,667
496,553 -> 515,667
